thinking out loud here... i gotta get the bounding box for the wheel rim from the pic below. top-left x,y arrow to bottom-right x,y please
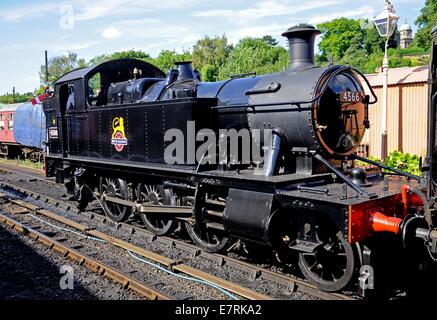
100,178 -> 129,222
185,222 -> 229,253
139,184 -> 176,236
298,231 -> 355,292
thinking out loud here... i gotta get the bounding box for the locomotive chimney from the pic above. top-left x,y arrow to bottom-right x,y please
282,25 -> 321,71
175,61 -> 197,80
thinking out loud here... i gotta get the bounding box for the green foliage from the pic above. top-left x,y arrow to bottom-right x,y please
217,37 -> 288,80
355,156 -> 381,167
340,48 -> 416,74
317,17 -> 429,73
34,85 -> 47,96
200,64 -> 219,82
89,49 -> 191,74
0,92 -> 33,104
40,52 -> 87,85
317,18 -> 362,62
400,46 -> 429,56
261,35 -> 279,46
0,157 -> 43,170
89,50 -> 151,66
355,152 -> 421,176
414,0 -> 437,49
147,50 -> 192,73
192,35 -> 232,81
384,151 -> 422,176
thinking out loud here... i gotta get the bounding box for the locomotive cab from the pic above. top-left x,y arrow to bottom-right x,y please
43,59 -> 165,177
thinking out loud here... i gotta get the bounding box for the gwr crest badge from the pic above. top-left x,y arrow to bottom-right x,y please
111,117 -> 128,152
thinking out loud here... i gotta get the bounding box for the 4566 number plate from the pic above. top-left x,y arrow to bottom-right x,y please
339,91 -> 361,103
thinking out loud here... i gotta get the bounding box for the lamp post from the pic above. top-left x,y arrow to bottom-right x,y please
374,0 -> 399,162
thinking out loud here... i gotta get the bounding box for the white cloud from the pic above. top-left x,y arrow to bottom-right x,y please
102,27 -> 122,39
101,19 -> 193,41
0,0 -> 206,23
193,9 -> 232,18
50,41 -> 100,54
193,0 -> 343,24
308,5 -> 375,25
0,2 -> 58,22
226,23 -> 288,44
73,0 -> 205,21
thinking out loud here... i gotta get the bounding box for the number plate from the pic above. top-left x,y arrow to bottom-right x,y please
339,91 -> 361,103
49,127 -> 59,139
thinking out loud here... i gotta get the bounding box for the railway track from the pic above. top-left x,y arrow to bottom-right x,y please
0,165 -> 355,300
0,209 -> 169,300
0,161 -> 48,181
0,194 -> 266,300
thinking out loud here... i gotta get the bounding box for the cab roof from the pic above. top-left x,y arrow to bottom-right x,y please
55,58 -> 165,84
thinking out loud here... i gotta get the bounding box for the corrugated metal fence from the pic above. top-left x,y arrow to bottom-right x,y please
361,66 -> 429,158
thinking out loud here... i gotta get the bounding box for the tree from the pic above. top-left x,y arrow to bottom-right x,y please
200,64 -> 219,82
337,21 -> 402,73
192,35 -> 232,81
40,52 -> 86,85
148,50 -> 192,73
317,18 -> 398,64
0,92 -> 33,104
218,37 -> 288,80
262,35 -> 279,46
339,33 -> 369,70
415,0 -> 437,49
316,17 -> 425,73
317,18 -> 362,62
364,22 -> 398,53
89,50 -> 151,66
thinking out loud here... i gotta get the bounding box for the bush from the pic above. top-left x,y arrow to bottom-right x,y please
355,152 -> 422,176
384,151 -> 421,176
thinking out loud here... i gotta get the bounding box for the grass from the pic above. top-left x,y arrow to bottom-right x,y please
0,157 -> 44,171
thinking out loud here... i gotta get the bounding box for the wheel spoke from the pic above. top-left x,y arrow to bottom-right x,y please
139,184 -> 175,236
100,178 -> 129,222
185,222 -> 229,253
298,225 -> 354,292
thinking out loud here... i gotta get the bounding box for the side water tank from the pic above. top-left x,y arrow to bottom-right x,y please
14,103 -> 46,150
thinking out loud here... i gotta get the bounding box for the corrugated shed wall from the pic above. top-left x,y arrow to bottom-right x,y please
401,84 -> 428,156
362,82 -> 428,158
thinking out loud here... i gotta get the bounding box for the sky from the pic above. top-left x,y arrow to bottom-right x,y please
0,0 -> 425,94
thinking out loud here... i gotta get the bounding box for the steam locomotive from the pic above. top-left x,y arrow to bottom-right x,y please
42,26 -> 437,293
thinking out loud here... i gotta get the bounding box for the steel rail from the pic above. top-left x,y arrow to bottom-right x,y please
0,211 -> 169,300
0,164 -> 54,184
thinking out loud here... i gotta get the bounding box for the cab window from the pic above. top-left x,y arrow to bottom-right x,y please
66,83 -> 75,111
88,73 -> 103,107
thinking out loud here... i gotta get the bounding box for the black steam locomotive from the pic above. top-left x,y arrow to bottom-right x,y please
43,26 -> 437,293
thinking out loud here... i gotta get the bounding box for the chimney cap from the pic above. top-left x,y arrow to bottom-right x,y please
175,61 -> 193,65
281,25 -> 321,38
